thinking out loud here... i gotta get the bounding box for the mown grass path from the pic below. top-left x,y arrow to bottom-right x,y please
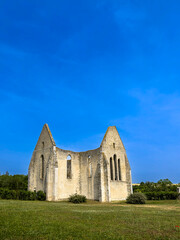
0,200 -> 179,240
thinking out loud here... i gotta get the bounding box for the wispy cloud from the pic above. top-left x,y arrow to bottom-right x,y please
114,2 -> 147,30
111,89 -> 180,182
113,89 -> 180,142
0,43 -> 28,57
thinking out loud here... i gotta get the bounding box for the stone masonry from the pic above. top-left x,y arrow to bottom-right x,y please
28,124 -> 133,202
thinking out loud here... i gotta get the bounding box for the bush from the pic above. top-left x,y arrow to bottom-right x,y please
36,190 -> 46,201
18,190 -> 29,200
28,191 -> 37,200
68,193 -> 87,204
126,192 -> 147,204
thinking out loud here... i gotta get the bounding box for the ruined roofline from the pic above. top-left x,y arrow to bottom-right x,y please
56,146 -> 101,154
41,124 -> 125,152
41,123 -> 100,152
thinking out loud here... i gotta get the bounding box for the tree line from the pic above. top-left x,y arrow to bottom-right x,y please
0,173 -> 28,191
0,173 -> 45,200
133,179 -> 180,200
133,179 -> 179,192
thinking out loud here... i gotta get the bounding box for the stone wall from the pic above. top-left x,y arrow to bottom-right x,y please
56,148 -> 80,200
79,148 -> 101,200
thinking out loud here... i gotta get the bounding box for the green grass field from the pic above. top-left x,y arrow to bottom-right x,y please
0,200 -> 179,240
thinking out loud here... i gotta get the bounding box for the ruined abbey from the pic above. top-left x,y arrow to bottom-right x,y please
28,124 -> 132,202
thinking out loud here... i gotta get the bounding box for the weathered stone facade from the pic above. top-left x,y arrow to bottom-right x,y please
28,124 -> 132,202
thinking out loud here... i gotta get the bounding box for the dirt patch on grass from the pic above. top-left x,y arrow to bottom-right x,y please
111,204 -> 180,211
84,201 -> 180,211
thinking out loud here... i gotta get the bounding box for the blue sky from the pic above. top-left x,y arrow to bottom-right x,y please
0,0 -> 180,183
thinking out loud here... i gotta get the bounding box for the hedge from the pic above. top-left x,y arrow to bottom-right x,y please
144,191 -> 179,200
0,188 -> 46,201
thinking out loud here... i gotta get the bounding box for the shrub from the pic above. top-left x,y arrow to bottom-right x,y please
28,191 -> 36,200
18,190 -> 29,200
126,192 -> 147,204
0,188 -> 4,197
68,193 -> 87,204
36,190 -> 46,201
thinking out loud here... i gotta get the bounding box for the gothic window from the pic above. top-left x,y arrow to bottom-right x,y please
67,155 -> 72,179
42,142 -> 44,148
110,157 -> 113,180
114,154 -> 118,180
88,155 -> 92,177
40,155 -> 44,179
118,158 -> 121,180
113,143 -> 115,148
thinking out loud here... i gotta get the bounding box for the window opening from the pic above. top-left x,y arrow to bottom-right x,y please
114,154 -> 118,180
67,155 -> 72,179
110,157 -> 113,180
118,158 -> 121,180
40,155 -> 44,179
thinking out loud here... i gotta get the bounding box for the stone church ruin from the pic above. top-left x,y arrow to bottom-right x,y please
28,124 -> 132,202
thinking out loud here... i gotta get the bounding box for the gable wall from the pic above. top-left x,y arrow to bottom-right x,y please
28,125 -> 55,192
101,127 -> 132,200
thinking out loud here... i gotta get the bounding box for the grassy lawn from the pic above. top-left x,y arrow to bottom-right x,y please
0,200 -> 179,240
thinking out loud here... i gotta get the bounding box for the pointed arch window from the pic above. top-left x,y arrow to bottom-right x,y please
110,157 -> 113,180
40,155 -> 44,179
114,154 -> 118,180
67,155 -> 72,179
118,158 -> 121,180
